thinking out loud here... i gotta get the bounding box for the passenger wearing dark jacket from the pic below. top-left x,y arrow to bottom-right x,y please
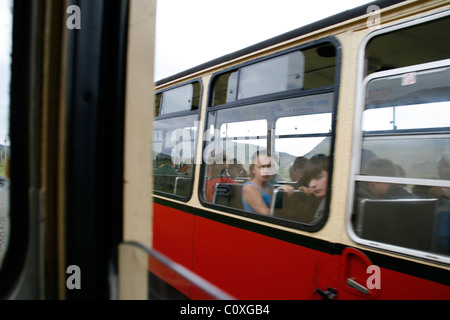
362,157 -> 417,199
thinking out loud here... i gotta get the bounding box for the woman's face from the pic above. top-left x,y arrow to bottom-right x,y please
308,170 -> 328,198
252,155 -> 277,183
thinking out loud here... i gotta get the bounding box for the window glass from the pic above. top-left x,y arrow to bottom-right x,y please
161,85 -> 192,114
211,42 -> 336,106
190,82 -> 201,110
153,114 -> 198,198
365,16 -> 450,75
303,43 -> 336,89
363,102 -> 450,131
353,65 -> 450,258
154,93 -> 161,117
211,71 -> 238,106
153,82 -> 200,198
203,92 -> 334,227
238,51 -> 304,99
361,136 -> 450,181
276,113 -> 332,135
364,67 -> 450,132
160,82 -> 200,115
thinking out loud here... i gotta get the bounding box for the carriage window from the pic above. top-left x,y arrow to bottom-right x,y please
203,91 -> 335,229
352,27 -> 450,259
160,82 -> 200,115
153,81 -> 200,200
211,42 -> 336,106
238,51 -> 304,99
153,114 -> 198,198
365,15 -> 450,75
211,71 -> 238,107
204,41 -> 338,230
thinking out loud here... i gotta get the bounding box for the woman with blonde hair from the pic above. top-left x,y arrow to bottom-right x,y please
242,150 -> 293,215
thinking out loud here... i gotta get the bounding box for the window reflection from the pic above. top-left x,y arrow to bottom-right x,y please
238,51 -> 304,99
276,113 -> 332,135
159,82 -> 201,115
203,93 -> 334,228
153,115 -> 198,197
211,42 -> 336,107
363,102 -> 450,131
161,85 -> 194,115
362,136 -> 450,180
364,66 -> 450,132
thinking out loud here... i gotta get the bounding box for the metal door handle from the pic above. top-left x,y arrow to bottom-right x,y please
346,278 -> 369,295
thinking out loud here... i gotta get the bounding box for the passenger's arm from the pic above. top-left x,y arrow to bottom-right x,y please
277,184 -> 295,196
242,184 -> 270,215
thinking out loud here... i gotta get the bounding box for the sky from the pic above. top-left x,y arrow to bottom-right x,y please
0,0 -> 375,144
154,0 -> 374,81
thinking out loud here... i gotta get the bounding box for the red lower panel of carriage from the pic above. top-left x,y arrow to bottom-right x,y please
152,202 -> 450,300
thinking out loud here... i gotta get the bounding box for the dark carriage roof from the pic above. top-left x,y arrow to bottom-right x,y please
155,0 -> 407,86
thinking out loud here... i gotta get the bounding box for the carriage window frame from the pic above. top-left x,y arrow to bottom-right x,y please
155,81 -> 201,117
153,80 -> 202,201
210,41 -> 336,107
201,38 -> 340,232
348,10 -> 450,264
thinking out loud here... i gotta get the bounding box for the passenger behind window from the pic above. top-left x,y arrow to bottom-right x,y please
412,153 -> 450,200
177,163 -> 192,176
154,150 -> 176,174
431,153 -> 450,254
205,152 -> 237,203
362,158 -> 416,199
425,153 -> 450,200
242,150 -> 293,215
154,150 -> 178,193
356,149 -> 378,199
299,154 -> 329,222
227,159 -> 248,180
289,156 -> 308,189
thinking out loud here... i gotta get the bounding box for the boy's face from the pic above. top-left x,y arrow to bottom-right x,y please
309,170 -> 328,198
